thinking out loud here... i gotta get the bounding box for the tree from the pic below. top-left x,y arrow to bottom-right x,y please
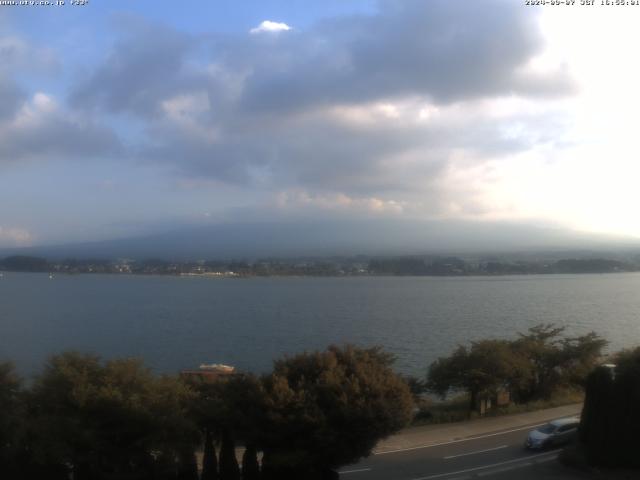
559,332 -> 608,388
579,366 -> 615,465
241,444 -> 260,480
513,325 -> 607,401
512,324 -> 567,401
26,352 -> 199,479
580,347 -> 640,467
0,362 -> 24,478
0,255 -> 49,272
188,373 -> 265,479
259,345 -> 414,478
201,429 -> 219,480
427,340 -> 527,411
427,325 -> 608,410
219,429 -> 241,480
177,450 -> 199,480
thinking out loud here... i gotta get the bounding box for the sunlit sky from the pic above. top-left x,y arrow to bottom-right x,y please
2,0 -> 640,248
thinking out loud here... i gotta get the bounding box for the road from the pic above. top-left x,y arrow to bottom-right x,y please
338,420 -> 591,480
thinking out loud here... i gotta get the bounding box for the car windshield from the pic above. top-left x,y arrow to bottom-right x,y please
537,424 -> 556,434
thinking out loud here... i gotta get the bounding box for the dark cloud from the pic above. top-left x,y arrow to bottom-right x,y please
71,19 -> 197,116
70,0 -> 572,115
0,99 -> 121,163
239,0 -> 573,112
63,0 -> 575,202
0,76 -> 25,121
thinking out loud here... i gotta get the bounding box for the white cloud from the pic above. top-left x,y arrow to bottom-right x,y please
249,20 -> 291,35
0,226 -> 33,247
0,35 -> 57,72
0,92 -> 120,163
274,190 -> 405,215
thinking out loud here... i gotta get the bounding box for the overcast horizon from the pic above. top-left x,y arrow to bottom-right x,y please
2,1 -> 640,251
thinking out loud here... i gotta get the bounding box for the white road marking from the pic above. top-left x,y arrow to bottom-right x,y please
375,423 -> 546,455
443,444 -> 508,460
477,462 -> 532,476
535,455 -> 558,464
339,468 -> 373,474
410,451 -> 559,480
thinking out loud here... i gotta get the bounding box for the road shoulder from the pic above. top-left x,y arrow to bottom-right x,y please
374,403 -> 582,454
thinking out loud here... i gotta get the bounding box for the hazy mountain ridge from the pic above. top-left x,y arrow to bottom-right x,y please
1,219 -> 639,261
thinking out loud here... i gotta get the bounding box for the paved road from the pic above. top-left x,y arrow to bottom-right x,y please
339,408 -> 590,480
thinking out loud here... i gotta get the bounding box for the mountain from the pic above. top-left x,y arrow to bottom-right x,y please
1,219 -> 638,261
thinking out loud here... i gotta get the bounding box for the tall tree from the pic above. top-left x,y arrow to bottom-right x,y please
177,449 -> 199,480
428,340 -> 527,410
0,362 -> 24,478
26,352 -> 199,478
241,444 -> 260,480
427,324 -> 607,408
259,345 -> 414,477
219,429 -> 241,480
201,429 -> 219,480
580,347 -> 640,467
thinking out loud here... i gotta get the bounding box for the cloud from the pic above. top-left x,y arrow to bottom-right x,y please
0,35 -> 58,73
59,1 -> 576,223
250,20 -> 291,35
273,189 -> 406,216
0,75 -> 25,121
70,19 -> 195,116
0,92 -> 121,163
238,0 -> 574,113
0,226 -> 33,247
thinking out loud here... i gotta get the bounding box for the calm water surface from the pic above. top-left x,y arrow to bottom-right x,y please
1,273 -> 639,377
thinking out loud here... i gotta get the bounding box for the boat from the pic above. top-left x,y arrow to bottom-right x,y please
199,363 -> 235,373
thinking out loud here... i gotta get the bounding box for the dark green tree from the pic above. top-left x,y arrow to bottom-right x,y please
0,362 -> 24,478
259,345 -> 414,477
26,352 -> 199,479
188,373 -> 265,479
579,365 -> 615,465
177,449 -> 199,480
512,324 -> 567,401
241,444 -> 260,480
428,340 -> 528,411
201,429 -> 219,480
219,429 -> 241,480
427,324 -> 607,409
580,347 -> 640,467
513,325 -> 607,401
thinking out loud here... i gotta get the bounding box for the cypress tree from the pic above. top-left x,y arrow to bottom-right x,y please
580,352 -> 640,467
201,429 -> 219,480
611,352 -> 640,467
580,366 -> 614,465
241,444 -> 260,480
155,452 -> 179,480
177,450 -> 199,480
219,429 -> 241,480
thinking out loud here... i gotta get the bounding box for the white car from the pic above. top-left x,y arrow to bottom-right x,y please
524,417 -> 580,450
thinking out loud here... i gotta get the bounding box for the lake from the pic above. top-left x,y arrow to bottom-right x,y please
1,272 -> 639,377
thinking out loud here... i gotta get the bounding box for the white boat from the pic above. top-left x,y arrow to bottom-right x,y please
199,363 -> 235,373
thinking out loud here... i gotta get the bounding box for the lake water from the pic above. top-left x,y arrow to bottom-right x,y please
1,272 -> 639,377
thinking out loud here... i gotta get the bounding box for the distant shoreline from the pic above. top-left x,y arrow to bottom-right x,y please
1,254 -> 638,278
1,269 -> 638,279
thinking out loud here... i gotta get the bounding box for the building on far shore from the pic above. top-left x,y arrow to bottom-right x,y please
180,363 -> 238,383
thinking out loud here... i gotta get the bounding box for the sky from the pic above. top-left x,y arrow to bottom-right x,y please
2,0 -> 640,250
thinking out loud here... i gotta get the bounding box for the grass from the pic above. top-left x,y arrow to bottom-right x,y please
411,388 -> 584,426
412,394 -> 473,425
